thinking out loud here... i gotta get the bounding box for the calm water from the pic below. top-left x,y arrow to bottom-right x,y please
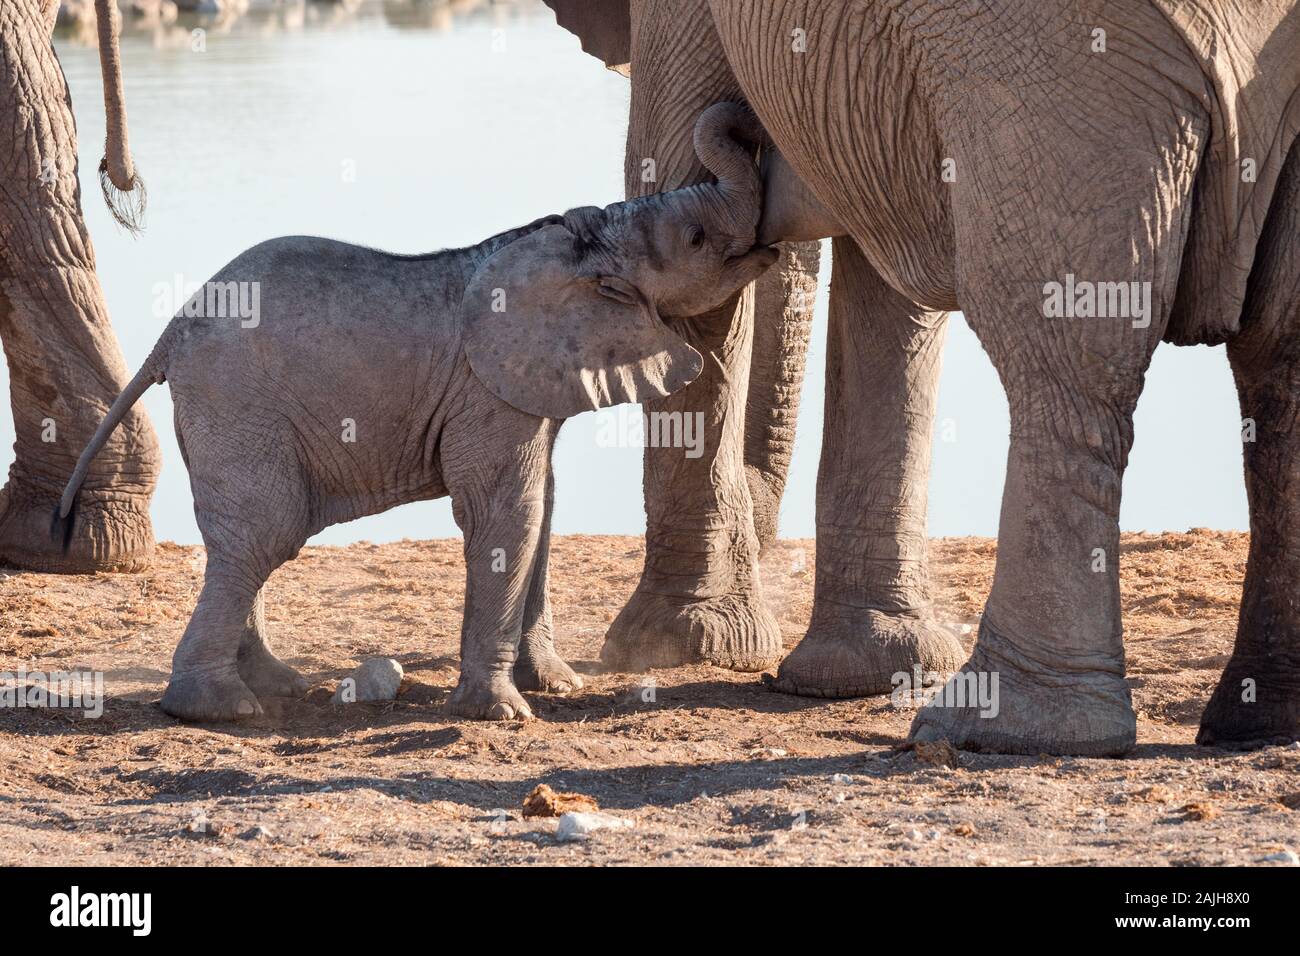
14,0 -> 1246,546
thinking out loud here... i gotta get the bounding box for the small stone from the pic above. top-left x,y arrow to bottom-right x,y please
831,773 -> 852,784
555,811 -> 634,842
333,658 -> 403,703
239,825 -> 273,841
1259,850 -> 1298,865
907,828 -> 924,841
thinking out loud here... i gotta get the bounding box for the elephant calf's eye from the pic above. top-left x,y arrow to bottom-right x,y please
686,225 -> 706,249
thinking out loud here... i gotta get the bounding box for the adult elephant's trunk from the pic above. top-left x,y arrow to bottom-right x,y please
746,241 -> 820,551
695,107 -> 819,552
693,102 -> 764,242
93,0 -> 145,232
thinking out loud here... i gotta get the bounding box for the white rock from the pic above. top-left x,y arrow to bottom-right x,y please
333,658 -> 403,703
831,773 -> 852,784
556,812 -> 634,842
1260,850 -> 1298,865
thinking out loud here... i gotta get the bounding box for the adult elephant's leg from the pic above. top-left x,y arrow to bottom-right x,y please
0,10 -> 159,572
770,240 -> 961,697
745,241 -> 820,552
910,314 -> 1153,755
910,270 -> 1163,753
603,284 -> 780,671
1198,145 -> 1300,747
911,78 -> 1202,755
601,0 -> 779,672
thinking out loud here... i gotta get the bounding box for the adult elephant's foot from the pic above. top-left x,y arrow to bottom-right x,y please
1197,655 -> 1300,748
0,478 -> 154,573
161,668 -> 263,722
446,675 -> 534,721
236,640 -> 309,701
908,619 -> 1136,757
768,603 -> 965,698
514,644 -> 583,694
601,589 -> 781,673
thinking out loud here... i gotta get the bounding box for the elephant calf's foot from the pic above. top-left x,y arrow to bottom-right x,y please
601,590 -> 781,673
908,626 -> 1136,757
514,644 -> 583,694
768,605 -> 965,698
0,481 -> 154,573
161,668 -> 263,722
446,674 -> 534,721
1197,657 -> 1300,748
237,640 -> 309,701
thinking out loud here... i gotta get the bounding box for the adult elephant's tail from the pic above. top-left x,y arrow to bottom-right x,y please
93,0 -> 146,231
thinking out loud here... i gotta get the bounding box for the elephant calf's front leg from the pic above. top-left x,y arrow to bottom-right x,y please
512,469 -> 583,695
445,425 -> 561,721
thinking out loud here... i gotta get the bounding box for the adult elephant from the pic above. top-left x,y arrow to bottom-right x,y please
0,0 -> 158,571
542,0 -> 965,695
546,0 -> 1300,754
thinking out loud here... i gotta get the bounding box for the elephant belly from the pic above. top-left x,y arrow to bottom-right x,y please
1154,0 -> 1300,345
709,0 -> 958,310
167,336 -> 450,536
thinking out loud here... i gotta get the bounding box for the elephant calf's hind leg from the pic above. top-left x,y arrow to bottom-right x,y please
236,587 -> 309,702
161,566 -> 265,722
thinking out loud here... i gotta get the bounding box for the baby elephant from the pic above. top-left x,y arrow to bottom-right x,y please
58,103 -> 776,722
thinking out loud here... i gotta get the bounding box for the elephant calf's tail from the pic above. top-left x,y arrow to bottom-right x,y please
54,349 -> 167,548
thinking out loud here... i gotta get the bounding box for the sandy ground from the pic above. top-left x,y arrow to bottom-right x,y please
1,531 -> 1297,866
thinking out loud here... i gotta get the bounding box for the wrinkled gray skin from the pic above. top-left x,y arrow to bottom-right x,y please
0,0 -> 158,573
544,0 -> 964,691
59,103 -> 779,722
549,0 -> 1300,754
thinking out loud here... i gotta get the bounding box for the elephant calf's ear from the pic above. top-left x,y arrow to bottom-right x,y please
461,226 -> 703,420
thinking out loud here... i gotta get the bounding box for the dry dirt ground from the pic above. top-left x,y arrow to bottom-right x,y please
1,531 -> 1297,866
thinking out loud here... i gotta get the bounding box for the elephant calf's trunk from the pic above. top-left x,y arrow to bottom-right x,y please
94,0 -> 146,232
